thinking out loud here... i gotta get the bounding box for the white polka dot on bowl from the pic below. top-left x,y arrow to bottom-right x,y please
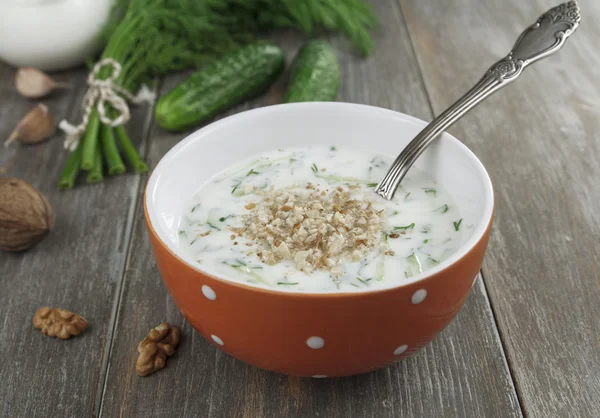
211,335 -> 224,346
411,289 -> 427,304
306,336 -> 324,349
202,285 -> 216,300
393,345 -> 408,355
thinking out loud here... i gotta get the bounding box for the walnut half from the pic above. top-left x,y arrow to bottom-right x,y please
32,307 -> 88,339
136,323 -> 181,377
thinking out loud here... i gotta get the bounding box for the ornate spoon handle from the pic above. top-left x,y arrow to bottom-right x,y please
375,1 -> 581,200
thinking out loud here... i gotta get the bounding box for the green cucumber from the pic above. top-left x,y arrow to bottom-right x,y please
156,43 -> 285,131
284,40 -> 340,103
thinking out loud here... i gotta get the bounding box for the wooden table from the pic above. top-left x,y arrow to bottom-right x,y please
1,1 -> 598,417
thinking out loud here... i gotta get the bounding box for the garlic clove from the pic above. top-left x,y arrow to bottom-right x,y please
15,67 -> 67,99
4,104 -> 55,147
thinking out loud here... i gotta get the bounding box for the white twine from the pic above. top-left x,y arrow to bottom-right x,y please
59,58 -> 156,151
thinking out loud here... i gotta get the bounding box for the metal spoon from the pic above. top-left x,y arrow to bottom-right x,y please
375,1 -> 581,201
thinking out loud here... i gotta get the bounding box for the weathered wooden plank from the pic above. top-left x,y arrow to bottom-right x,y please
99,1 -> 521,417
399,0 -> 600,416
0,61 -> 153,417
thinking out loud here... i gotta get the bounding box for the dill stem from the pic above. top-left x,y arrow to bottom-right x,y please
57,142 -> 83,191
115,125 -> 148,174
100,123 -> 126,175
86,141 -> 104,184
81,108 -> 101,170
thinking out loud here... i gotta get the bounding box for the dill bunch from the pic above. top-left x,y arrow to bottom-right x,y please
58,0 -> 378,190
101,0 -> 378,91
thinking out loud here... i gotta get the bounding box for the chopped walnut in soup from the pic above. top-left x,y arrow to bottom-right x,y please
178,146 -> 468,292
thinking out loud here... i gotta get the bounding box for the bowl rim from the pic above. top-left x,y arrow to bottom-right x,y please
145,102 -> 495,295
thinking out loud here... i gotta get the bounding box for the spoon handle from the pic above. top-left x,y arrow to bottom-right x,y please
375,1 -> 581,200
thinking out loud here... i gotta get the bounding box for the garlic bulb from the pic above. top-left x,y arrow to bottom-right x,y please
15,67 -> 67,99
4,104 -> 54,147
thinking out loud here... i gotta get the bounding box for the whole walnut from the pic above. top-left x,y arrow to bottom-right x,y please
0,178 -> 54,251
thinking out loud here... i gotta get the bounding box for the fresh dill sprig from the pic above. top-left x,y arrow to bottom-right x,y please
231,180 -> 242,194
453,219 -> 463,231
393,223 -> 415,231
433,204 -> 449,214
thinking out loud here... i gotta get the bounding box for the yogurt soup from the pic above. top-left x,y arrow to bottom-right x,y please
178,146 -> 468,292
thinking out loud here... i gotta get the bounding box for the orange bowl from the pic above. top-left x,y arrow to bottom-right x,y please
145,103 -> 494,377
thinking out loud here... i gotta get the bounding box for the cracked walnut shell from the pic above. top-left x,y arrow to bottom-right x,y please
32,307 -> 88,339
136,323 -> 181,377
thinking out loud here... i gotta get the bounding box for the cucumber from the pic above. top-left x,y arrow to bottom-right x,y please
284,40 -> 340,103
156,43 -> 285,132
